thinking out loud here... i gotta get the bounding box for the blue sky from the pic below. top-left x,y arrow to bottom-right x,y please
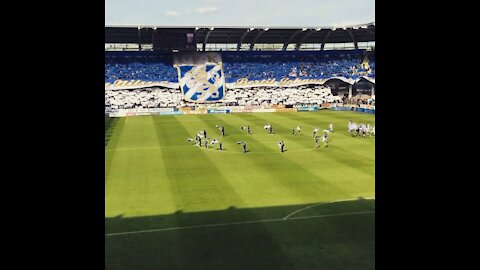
105,0 -> 374,27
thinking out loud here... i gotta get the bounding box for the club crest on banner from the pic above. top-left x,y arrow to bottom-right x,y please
177,64 -> 225,102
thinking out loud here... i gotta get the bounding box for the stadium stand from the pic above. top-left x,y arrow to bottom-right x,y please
105,52 -> 177,83
105,85 -> 340,110
104,25 -> 375,114
223,85 -> 339,106
105,87 -> 183,110
105,50 -> 375,84
221,50 -> 371,82
105,62 -> 178,83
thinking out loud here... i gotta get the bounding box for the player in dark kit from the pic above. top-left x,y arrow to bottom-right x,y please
292,127 -> 295,135
221,126 -> 225,137
219,141 -> 223,151
248,125 -> 251,134
204,129 -> 207,139
236,141 -> 247,152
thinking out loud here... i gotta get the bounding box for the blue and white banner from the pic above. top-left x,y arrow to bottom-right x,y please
176,63 -> 225,102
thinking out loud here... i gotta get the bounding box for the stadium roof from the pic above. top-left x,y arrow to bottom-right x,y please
105,22 -> 375,50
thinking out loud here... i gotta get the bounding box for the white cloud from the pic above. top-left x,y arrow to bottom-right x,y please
165,11 -> 180,17
196,7 -> 218,14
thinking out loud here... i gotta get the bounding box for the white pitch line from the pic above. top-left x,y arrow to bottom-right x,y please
105,210 -> 375,237
282,196 -> 375,220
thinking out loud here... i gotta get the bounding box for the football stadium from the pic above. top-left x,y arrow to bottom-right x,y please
105,23 -> 375,269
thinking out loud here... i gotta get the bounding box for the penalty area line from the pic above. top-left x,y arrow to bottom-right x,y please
282,196 -> 375,220
105,210 -> 375,237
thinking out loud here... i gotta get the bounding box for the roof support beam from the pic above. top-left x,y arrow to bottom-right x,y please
283,30 -> 304,50
137,27 -> 142,51
320,31 -> 333,50
295,29 -> 315,50
347,29 -> 358,49
237,29 -> 250,51
152,28 -> 156,46
249,30 -> 266,51
203,29 -> 212,51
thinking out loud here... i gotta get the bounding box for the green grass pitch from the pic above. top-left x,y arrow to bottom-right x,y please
105,110 -> 375,270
